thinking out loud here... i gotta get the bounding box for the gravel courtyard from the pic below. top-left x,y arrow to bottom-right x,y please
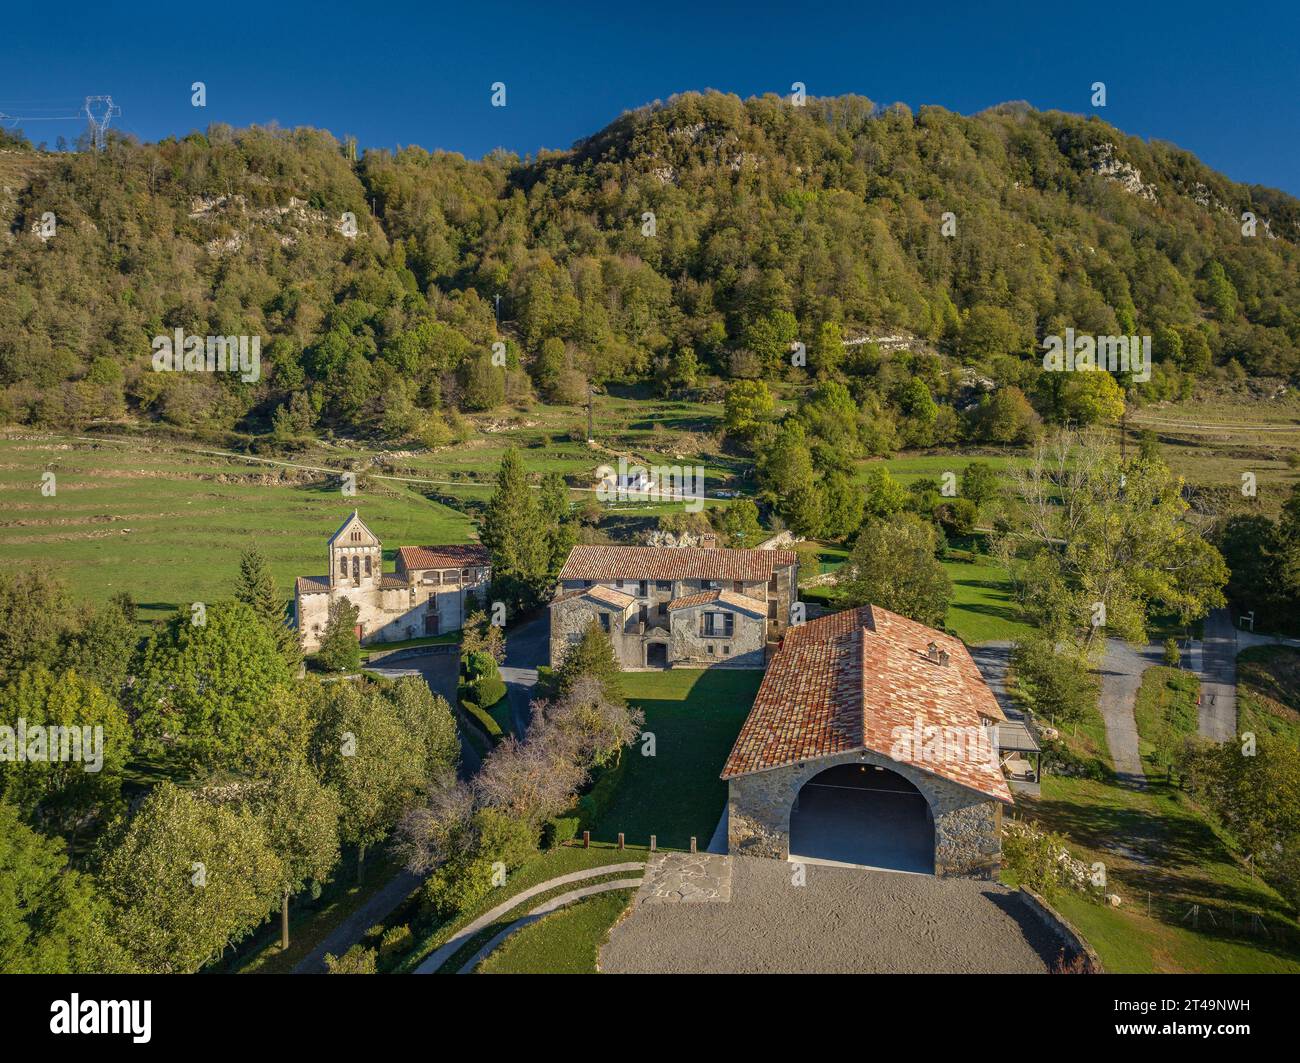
600,856 -> 1058,973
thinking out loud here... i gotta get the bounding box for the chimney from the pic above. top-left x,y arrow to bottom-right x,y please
926,641 -> 950,666
698,533 -> 718,550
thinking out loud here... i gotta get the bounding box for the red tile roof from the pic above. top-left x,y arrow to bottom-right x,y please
396,544 -> 490,571
721,605 -> 1011,803
558,544 -> 795,582
667,588 -> 767,616
584,585 -> 637,609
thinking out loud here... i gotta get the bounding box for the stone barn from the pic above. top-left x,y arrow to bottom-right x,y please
721,605 -> 1012,879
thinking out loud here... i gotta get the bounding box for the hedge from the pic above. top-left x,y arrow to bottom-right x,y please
458,685 -> 503,743
575,753 -> 628,828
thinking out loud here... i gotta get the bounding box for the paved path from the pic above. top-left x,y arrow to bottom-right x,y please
458,878 -> 644,973
1198,609 -> 1238,742
414,862 -> 645,973
1097,639 -> 1162,787
500,613 -> 548,735
967,641 -> 1020,719
293,869 -> 422,974
600,856 -> 1055,973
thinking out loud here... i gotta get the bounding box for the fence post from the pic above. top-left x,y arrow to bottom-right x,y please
617,832 -> 624,851
690,836 -> 697,854
582,830 -> 590,849
650,835 -> 657,852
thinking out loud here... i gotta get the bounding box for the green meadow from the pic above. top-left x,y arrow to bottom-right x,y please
0,434 -> 471,621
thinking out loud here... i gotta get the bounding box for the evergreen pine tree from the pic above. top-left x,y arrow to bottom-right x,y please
234,549 -> 301,667
480,450 -> 550,610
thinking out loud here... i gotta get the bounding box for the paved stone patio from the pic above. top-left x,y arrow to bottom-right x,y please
635,852 -> 732,904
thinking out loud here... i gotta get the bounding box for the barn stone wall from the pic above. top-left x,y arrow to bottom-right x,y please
727,747 -> 1004,879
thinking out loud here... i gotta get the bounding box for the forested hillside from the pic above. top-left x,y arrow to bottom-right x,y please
2,91 -> 1298,443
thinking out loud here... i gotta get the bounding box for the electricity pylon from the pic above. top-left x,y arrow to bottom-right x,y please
83,95 -> 120,151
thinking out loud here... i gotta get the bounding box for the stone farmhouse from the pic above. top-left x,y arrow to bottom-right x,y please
294,511 -> 490,653
549,543 -> 798,670
722,604 -> 1012,878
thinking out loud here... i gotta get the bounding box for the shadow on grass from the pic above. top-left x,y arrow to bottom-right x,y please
588,670 -> 760,851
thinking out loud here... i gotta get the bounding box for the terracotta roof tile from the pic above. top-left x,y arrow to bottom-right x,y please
585,585 -> 637,609
397,544 -> 489,571
558,544 -> 795,582
721,605 -> 1011,803
296,575 -> 331,595
667,588 -> 767,615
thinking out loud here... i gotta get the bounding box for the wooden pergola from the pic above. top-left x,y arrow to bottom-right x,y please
995,720 -> 1042,794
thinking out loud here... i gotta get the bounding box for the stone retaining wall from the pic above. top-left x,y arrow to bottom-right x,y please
1018,886 -> 1104,973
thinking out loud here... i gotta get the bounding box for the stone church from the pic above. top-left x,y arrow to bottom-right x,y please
294,511 -> 490,652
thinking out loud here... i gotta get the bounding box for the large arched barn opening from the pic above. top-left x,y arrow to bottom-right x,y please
788,762 -> 935,874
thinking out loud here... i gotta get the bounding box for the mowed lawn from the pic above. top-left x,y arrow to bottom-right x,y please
803,546 -> 1031,646
477,887 -> 636,974
941,550 -> 1033,645
0,435 -> 472,620
589,668 -> 763,851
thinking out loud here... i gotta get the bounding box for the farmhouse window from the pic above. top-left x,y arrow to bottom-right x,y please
702,612 -> 733,638
599,613 -> 610,633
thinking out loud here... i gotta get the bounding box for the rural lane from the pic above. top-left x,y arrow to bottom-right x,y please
500,612 -> 548,736
1098,639 -> 1163,787
1197,609 -> 1237,742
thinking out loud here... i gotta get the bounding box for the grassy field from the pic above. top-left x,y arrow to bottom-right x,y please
1015,775 -> 1300,973
588,668 -> 763,851
0,433 -> 472,621
477,887 -> 635,974
1126,387 -> 1300,515
1236,645 -> 1300,746
394,842 -> 650,973
801,540 -> 1031,646
1132,665 -> 1201,773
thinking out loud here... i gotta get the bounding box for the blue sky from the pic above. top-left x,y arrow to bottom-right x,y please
2,0 -> 1298,194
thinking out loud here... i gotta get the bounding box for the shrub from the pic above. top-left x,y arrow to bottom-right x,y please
472,807 -> 537,870
422,856 -> 496,919
1163,637 -> 1181,667
324,944 -> 377,974
464,650 -> 507,709
378,924 -> 412,964
476,672 -> 507,709
575,754 -> 628,828
458,693 -> 503,743
1002,823 -> 1072,898
543,813 -> 580,848
1040,737 -> 1111,781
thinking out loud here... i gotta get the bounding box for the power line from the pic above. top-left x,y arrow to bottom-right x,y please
0,95 -> 121,151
